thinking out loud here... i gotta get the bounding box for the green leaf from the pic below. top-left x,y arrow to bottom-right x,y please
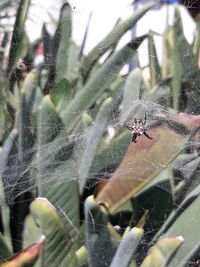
16,91 -> 34,162
30,198 -> 77,266
0,128 -> 18,177
162,195 -> 200,267
32,86 -> 44,113
0,232 -> 12,262
78,97 -> 113,191
66,41 -> 79,83
54,3 -> 72,85
7,0 -> 31,74
10,91 -> 34,251
78,88 -> 122,191
51,78 -> 71,111
36,96 -> 80,243
140,236 -> 183,267
61,36 -> 146,134
0,106 -> 6,142
38,160 -> 80,246
23,215 -> 41,248
153,182 -> 200,242
193,22 -> 200,59
148,32 -> 162,87
0,1 -> 11,11
90,131 -> 130,176
84,196 -> 117,267
134,167 -> 173,198
121,68 -> 143,117
23,69 -> 39,114
172,8 -> 200,113
168,21 -> 182,110
0,176 -> 12,253
110,227 -> 144,267
174,156 -> 200,200
80,2 -> 155,80
42,23 -> 52,65
76,246 -> 88,267
132,167 -> 173,239
37,95 -> 63,146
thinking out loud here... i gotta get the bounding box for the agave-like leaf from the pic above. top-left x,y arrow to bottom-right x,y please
153,181 -> 200,243
54,3 -> 72,85
7,0 -> 31,74
90,131 -> 130,176
37,95 -> 63,147
0,0 -> 11,11
168,23 -> 182,110
0,112 -> 33,252
193,22 -> 200,59
161,194 -> 200,267
134,167 -> 173,198
42,24 -> 52,66
85,196 -> 118,267
80,2 -> 155,80
50,78 -> 71,111
36,96 -> 80,242
78,97 -> 114,191
172,8 -> 200,113
0,175 -> 12,255
23,215 -> 41,248
43,3 -> 72,95
0,129 -> 18,174
182,158 -> 200,194
61,36 -> 146,134
0,32 -> 7,62
121,68 -> 143,117
78,85 -> 122,191
110,227 -> 144,267
66,41 -> 79,83
30,198 -> 77,266
132,166 -> 174,240
23,69 -> 39,114
16,91 -> 34,163
0,232 -> 12,262
38,160 -> 80,243
9,91 -> 34,252
140,236 -> 183,267
174,156 -> 200,203
148,32 -> 162,88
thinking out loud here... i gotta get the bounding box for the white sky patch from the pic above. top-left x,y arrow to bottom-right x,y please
26,0 -> 196,67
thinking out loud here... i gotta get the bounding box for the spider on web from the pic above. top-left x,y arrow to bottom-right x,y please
125,113 -> 153,143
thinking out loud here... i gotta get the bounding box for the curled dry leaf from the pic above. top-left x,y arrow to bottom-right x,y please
96,113 -> 200,213
0,235 -> 45,267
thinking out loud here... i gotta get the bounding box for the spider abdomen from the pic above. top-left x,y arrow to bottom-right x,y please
132,127 -> 144,135
125,114 -> 153,142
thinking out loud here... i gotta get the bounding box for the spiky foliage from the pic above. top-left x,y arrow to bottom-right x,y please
0,1 -> 199,267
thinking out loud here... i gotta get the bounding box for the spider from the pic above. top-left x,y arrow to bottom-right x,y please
125,114 -> 153,143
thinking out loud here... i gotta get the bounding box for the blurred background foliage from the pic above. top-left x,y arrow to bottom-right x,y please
0,0 -> 199,266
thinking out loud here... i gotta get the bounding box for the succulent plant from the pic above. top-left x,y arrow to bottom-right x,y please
0,0 -> 199,266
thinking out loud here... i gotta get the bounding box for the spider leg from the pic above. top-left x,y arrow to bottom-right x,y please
142,112 -> 147,125
144,130 -> 153,140
124,122 -> 132,130
132,133 -> 137,143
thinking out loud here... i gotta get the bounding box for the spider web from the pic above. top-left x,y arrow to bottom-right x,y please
0,0 -> 199,266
